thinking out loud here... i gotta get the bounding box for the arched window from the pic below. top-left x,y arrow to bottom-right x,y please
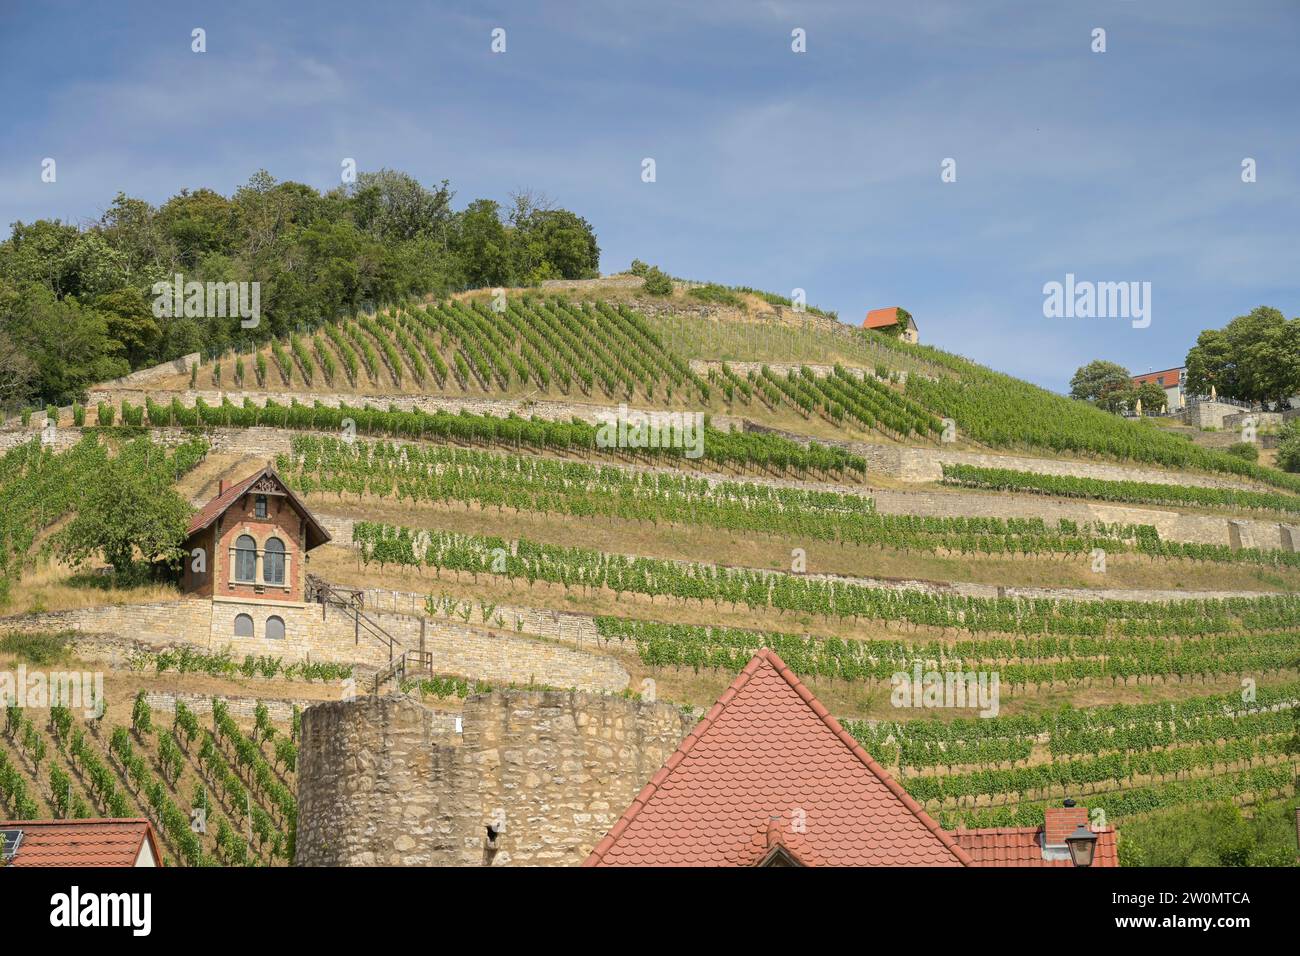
266,615 -> 286,641
234,535 -> 257,582
233,613 -> 254,637
264,537 -> 286,585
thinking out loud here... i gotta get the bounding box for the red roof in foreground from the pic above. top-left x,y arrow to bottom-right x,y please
0,819 -> 162,867
956,825 -> 1119,867
864,306 -> 902,330
185,466 -> 330,549
584,650 -> 972,867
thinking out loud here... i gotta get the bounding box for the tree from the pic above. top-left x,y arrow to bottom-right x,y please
155,188 -> 237,269
511,208 -> 600,281
1098,385 -> 1137,415
1134,380 -> 1167,414
1069,360 -> 1132,403
0,329 -> 35,411
1185,306 -> 1300,405
1276,419 -> 1300,473
56,439 -> 193,577
452,200 -> 512,289
2,286 -> 128,405
94,287 -> 160,367
349,170 -> 454,246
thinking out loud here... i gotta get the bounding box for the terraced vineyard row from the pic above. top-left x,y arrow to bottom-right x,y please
864,334 -> 1300,494
942,764 -> 1297,828
845,683 -> 1300,764
283,436 -> 1300,567
351,522 -> 1300,635
591,617 -> 1300,691
224,298 -> 713,403
97,398 -> 868,478
941,463 -> 1300,516
1,694 -> 296,866
842,684 -> 1300,826
205,298 -> 942,441
718,364 -> 941,439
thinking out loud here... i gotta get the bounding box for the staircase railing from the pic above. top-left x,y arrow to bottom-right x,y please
372,650 -> 436,695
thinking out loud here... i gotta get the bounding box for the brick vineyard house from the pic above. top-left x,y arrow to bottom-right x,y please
1,819 -> 162,867
181,465 -> 331,643
863,306 -> 919,344
584,650 -> 1116,867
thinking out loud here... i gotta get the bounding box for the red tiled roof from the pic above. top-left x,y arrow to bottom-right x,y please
0,818 -> 162,868
185,466 -> 330,549
1131,367 -> 1184,387
584,649 -> 972,867
956,824 -> 1119,868
864,306 -> 901,330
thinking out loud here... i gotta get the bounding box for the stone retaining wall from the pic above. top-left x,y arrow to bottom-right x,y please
0,596 -> 629,694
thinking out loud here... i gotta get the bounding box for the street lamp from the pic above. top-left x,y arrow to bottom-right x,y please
1065,823 -> 1098,868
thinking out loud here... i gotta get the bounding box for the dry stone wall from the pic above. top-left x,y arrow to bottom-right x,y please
0,595 -> 629,694
294,690 -> 694,866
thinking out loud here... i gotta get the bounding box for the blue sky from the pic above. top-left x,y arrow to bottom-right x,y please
1,0 -> 1297,391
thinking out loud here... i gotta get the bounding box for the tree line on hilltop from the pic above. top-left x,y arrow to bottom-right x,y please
0,171 -> 600,409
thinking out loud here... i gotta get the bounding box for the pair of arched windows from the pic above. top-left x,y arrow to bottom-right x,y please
233,535 -> 286,585
233,613 -> 285,640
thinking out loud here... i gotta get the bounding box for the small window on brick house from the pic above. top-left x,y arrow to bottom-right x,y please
266,615 -> 285,640
234,613 -> 254,637
234,535 -> 257,582
264,537 -> 286,585
255,494 -> 268,519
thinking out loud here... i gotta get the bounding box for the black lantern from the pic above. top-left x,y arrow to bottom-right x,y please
1065,823 -> 1098,867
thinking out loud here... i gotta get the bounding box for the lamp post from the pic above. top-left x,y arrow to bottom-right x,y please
1065,823 -> 1098,868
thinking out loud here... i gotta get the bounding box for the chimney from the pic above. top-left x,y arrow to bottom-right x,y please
218,479 -> 226,496
1044,799 -> 1090,848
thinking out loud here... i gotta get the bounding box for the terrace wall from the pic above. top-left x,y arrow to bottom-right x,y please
0,597 -> 629,693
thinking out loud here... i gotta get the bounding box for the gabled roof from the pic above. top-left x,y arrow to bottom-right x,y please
584,649 -> 972,867
186,466 -> 331,550
0,818 -> 162,867
864,306 -> 915,331
956,825 -> 1119,867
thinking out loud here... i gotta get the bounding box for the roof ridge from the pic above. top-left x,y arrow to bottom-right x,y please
757,649 -> 972,867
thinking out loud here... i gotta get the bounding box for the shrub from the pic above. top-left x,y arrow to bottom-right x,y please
1276,420 -> 1300,474
72,403 -> 85,426
0,630 -> 70,665
688,283 -> 744,307
642,266 -> 673,296
1226,441 -> 1259,462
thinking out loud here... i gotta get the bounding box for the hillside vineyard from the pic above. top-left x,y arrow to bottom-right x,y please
2,285 -> 1299,869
